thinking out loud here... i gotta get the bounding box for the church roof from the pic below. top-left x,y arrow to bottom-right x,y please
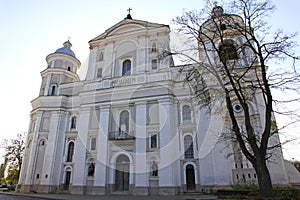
55,40 -> 76,57
89,18 -> 169,43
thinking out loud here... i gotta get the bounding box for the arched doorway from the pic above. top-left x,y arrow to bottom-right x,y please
115,155 -> 130,191
186,164 -> 195,190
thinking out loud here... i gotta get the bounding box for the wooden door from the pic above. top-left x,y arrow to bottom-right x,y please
186,164 -> 195,190
115,155 -> 130,191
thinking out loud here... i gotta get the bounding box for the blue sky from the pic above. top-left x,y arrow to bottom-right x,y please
0,0 -> 299,160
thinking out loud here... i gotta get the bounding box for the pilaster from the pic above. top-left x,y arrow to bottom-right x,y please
93,105 -> 110,192
40,111 -> 67,186
158,98 -> 178,188
71,107 -> 90,194
24,112 -> 43,185
134,101 -> 148,195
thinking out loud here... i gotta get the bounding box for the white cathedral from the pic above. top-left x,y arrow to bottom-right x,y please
17,6 -> 300,196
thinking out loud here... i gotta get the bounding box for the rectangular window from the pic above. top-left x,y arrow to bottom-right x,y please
97,68 -> 102,78
150,134 -> 158,149
91,138 -> 96,151
151,59 -> 158,69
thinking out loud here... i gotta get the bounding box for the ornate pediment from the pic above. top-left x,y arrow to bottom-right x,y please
89,19 -> 169,43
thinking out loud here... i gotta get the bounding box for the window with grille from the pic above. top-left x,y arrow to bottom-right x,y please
97,68 -> 102,78
182,105 -> 191,122
150,134 -> 158,149
184,135 -> 194,159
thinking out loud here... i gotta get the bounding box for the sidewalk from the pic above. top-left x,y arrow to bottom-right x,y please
2,192 -> 218,200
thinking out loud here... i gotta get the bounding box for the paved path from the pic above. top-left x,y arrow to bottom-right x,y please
1,192 -> 217,200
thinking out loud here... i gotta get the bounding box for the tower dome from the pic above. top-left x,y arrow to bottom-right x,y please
55,40 -> 76,57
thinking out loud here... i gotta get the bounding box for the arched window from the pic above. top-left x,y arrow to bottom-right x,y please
66,141 -> 75,162
182,105 -> 191,122
219,40 -> 238,62
70,116 -> 77,129
122,60 -> 131,76
119,110 -> 129,136
67,66 -> 71,71
39,140 -> 46,146
184,135 -> 194,159
50,85 -> 57,96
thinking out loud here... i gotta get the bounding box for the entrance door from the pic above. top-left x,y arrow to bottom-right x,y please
186,164 -> 196,190
115,155 -> 130,191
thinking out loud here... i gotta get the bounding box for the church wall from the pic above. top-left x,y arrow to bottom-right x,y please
17,13 -> 294,196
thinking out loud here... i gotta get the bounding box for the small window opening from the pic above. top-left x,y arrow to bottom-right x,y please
97,68 -> 102,78
220,24 -> 226,30
151,59 -> 158,69
51,85 -> 56,96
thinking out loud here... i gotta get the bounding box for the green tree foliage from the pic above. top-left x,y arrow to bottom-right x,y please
1,133 -> 26,184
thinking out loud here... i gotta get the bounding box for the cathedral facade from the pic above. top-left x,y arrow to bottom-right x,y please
17,7 -> 296,196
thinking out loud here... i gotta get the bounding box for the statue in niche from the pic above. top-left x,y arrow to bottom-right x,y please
88,163 -> 95,176
98,51 -> 103,61
151,161 -> 158,176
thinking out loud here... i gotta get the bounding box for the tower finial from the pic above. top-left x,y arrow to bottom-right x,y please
213,1 -> 218,7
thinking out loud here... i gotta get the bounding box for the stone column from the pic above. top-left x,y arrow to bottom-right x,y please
134,101 -> 148,195
158,98 -> 177,195
93,105 -> 110,195
70,108 -> 90,194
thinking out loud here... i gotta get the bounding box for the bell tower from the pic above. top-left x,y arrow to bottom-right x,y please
39,40 -> 81,96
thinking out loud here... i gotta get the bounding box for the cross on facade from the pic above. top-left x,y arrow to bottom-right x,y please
127,7 -> 132,15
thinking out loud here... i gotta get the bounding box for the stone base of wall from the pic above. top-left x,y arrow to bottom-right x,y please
91,186 -> 106,195
17,184 -> 232,196
16,184 -> 31,193
133,187 -> 149,195
159,187 -> 177,195
69,185 -> 84,195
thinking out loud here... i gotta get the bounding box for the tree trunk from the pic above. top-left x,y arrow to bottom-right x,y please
254,156 -> 273,198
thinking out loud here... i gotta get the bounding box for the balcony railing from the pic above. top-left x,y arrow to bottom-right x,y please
108,131 -> 135,140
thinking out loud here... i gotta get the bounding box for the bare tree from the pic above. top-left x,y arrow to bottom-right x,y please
1,133 -> 26,183
172,0 -> 299,197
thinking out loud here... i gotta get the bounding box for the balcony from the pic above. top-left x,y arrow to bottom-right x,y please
108,131 -> 135,140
